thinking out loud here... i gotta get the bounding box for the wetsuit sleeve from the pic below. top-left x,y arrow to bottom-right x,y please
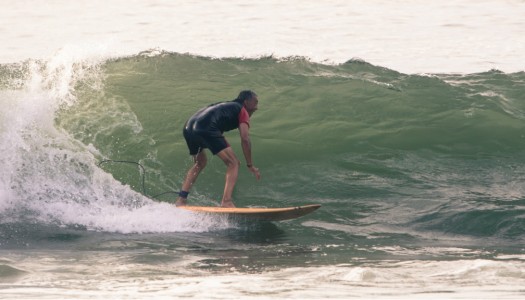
238,107 -> 250,127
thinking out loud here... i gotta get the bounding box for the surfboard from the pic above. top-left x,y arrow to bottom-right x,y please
178,204 -> 321,221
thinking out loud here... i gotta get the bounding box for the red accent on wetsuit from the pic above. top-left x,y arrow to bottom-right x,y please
239,107 -> 250,127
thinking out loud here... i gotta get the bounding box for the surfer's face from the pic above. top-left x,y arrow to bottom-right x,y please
244,96 -> 259,116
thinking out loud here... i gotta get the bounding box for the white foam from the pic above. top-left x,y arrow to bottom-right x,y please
0,188 -> 7,214
4,257 -> 524,299
0,45 -> 225,233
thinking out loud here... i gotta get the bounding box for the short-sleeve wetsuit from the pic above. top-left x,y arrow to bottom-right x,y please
183,101 -> 250,155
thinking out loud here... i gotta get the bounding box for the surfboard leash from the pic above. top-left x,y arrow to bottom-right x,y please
97,159 -> 178,200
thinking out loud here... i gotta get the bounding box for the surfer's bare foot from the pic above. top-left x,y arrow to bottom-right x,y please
175,198 -> 187,207
220,200 -> 236,208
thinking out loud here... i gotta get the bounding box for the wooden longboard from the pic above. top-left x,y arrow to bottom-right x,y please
178,204 -> 321,221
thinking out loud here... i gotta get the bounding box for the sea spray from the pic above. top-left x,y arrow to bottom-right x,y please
0,49 -> 236,233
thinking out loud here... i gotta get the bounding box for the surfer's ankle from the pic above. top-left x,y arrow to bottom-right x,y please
175,198 -> 187,207
175,190 -> 189,206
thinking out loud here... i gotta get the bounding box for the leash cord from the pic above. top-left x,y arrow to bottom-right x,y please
97,160 -> 178,199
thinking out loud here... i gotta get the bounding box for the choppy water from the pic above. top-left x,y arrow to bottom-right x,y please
1,1 -> 525,299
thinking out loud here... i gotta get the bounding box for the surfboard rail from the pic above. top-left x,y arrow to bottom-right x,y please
178,204 -> 321,221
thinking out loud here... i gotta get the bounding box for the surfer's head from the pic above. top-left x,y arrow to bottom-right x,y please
234,90 -> 258,115
234,90 -> 257,104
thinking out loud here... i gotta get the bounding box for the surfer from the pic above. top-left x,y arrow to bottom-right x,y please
176,90 -> 261,208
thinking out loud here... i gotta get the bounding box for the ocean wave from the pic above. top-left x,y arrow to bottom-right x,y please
1,50 -> 524,240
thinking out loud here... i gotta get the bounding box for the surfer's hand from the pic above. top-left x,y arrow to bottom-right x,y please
248,165 -> 261,180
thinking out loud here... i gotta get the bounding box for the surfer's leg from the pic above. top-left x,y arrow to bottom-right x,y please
176,151 -> 207,206
216,147 -> 240,208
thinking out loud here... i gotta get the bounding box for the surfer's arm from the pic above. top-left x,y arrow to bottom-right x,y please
239,123 -> 260,180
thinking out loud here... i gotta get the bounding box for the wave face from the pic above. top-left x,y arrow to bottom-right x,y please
1,51 -> 524,243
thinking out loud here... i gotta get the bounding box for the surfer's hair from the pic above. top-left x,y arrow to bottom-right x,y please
233,90 -> 257,104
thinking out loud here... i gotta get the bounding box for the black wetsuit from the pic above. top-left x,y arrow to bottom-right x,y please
183,101 -> 244,155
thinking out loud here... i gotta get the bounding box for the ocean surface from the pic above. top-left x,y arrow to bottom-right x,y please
1,1 -> 525,299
